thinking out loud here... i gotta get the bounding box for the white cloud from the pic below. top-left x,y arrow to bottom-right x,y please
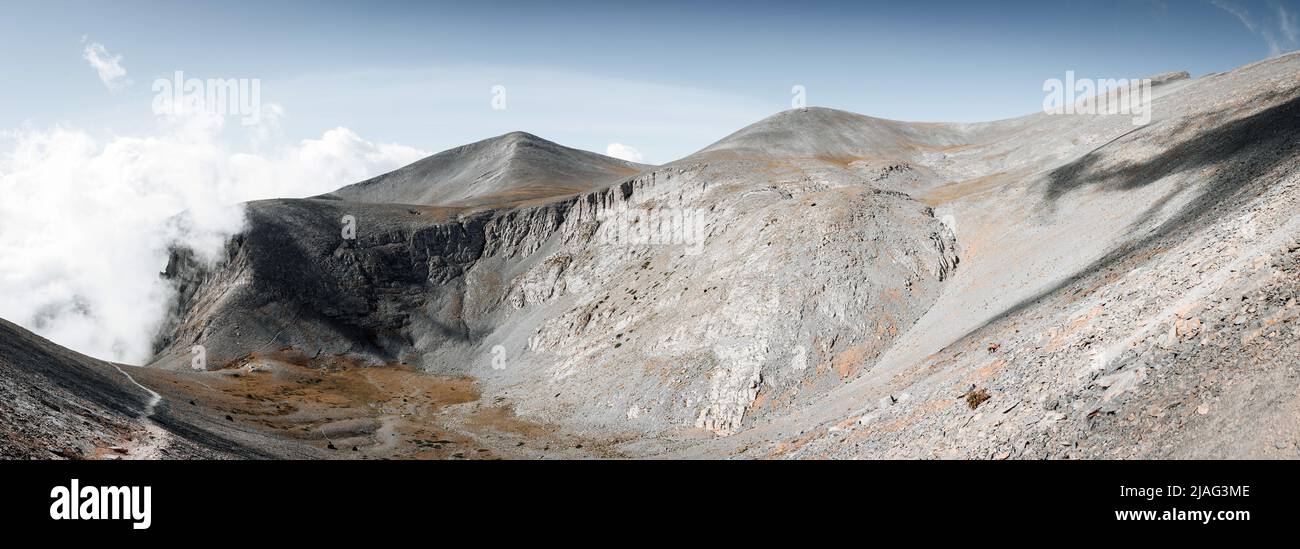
1267,31 -> 1285,57
1279,2 -> 1299,43
1213,0 -> 1258,32
1213,1 -> 1299,57
604,142 -> 644,163
0,111 -> 427,363
81,40 -> 130,91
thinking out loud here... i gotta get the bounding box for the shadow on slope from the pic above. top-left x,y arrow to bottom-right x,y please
950,87 -> 1300,355
1045,88 -> 1300,201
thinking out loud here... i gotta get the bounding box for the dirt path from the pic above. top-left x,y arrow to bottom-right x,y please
104,364 -> 173,459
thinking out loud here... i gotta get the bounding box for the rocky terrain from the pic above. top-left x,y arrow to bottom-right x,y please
3,53 -> 1299,459
0,317 -> 260,459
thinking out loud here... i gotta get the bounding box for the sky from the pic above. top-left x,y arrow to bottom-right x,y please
0,0 -> 1297,362
1,0 -> 1297,161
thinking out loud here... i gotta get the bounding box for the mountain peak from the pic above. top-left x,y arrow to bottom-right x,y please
693,106 -> 914,160
324,131 -> 645,208
497,130 -> 544,142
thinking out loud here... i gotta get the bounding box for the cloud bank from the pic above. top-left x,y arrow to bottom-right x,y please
0,110 -> 427,363
604,142 -> 644,163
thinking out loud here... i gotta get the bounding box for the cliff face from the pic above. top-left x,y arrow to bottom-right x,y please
154,143 -> 959,441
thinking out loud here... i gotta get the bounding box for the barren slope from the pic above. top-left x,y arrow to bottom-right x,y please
0,317 -> 264,459
690,55 -> 1300,459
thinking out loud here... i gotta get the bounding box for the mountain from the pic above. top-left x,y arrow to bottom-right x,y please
4,53 -> 1300,459
694,106 -> 971,159
323,131 -> 647,208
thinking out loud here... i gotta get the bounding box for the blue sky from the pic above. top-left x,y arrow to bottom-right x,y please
1,0 -> 1297,162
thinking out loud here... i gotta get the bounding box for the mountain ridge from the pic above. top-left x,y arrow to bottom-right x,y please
323,131 -> 648,209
